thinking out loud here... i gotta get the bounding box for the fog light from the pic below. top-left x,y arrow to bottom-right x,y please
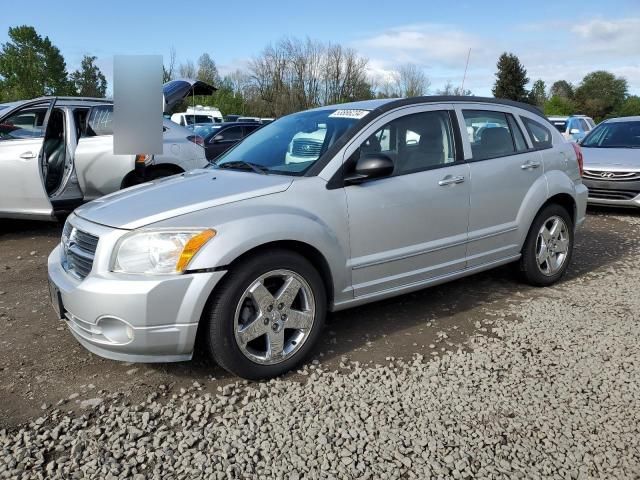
97,316 -> 134,345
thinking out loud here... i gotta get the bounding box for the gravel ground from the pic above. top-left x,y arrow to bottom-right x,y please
1,212 -> 639,479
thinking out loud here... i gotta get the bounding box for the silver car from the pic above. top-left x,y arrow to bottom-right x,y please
0,80 -> 213,220
580,116 -> 640,208
48,97 -> 588,379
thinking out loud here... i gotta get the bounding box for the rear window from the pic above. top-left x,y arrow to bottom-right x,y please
521,117 -> 553,149
87,105 -> 113,136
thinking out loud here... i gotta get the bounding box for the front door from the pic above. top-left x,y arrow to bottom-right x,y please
0,99 -> 55,219
344,106 -> 470,297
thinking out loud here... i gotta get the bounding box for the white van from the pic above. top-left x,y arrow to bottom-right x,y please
171,105 -> 223,126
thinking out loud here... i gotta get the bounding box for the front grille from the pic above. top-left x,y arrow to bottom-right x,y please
62,224 -> 99,280
583,170 -> 640,181
291,139 -> 322,158
588,188 -> 640,201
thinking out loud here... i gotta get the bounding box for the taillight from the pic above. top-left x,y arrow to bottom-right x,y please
187,135 -> 204,147
571,143 -> 584,176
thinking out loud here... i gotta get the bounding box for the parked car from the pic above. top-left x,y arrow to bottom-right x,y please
48,96 -> 587,379
236,116 -> 261,123
201,122 -> 262,161
170,105 -> 223,126
224,114 -> 241,123
548,115 -> 595,142
260,118 -> 275,125
580,116 -> 640,208
0,79 -> 214,220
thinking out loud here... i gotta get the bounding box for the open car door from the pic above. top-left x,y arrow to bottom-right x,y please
0,98 -> 56,220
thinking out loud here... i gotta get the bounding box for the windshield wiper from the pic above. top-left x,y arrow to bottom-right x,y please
216,160 -> 268,175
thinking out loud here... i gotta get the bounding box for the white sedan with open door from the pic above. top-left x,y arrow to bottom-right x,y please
0,79 -> 215,221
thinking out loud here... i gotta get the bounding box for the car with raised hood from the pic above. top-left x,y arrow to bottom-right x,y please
0,79 -> 214,220
580,116 -> 640,208
48,96 -> 587,379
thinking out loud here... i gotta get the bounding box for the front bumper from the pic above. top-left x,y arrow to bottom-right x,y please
583,178 -> 640,208
48,245 -> 226,363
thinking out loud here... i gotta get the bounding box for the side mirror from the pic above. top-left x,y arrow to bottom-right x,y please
570,128 -> 580,135
344,153 -> 394,185
212,134 -> 224,143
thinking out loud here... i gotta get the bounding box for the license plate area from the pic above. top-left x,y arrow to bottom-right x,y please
48,277 -> 65,320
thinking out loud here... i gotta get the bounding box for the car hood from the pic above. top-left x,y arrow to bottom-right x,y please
582,147 -> 640,171
74,169 -> 293,229
163,79 -> 216,112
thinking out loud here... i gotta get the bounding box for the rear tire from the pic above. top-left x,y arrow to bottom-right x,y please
203,249 -> 326,380
519,203 -> 574,286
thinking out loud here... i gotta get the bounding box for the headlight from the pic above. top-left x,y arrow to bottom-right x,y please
112,229 -> 216,275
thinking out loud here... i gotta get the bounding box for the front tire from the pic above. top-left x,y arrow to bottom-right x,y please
519,203 -> 574,286
204,249 -> 326,380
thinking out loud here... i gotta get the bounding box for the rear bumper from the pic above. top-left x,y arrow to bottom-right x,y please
48,245 -> 226,363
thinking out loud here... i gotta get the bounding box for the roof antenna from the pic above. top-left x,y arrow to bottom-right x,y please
460,48 -> 471,95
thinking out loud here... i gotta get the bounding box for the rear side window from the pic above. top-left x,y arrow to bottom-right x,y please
579,118 -> 590,131
87,105 -> 113,136
521,117 -> 553,149
462,110 -> 518,160
220,126 -> 243,141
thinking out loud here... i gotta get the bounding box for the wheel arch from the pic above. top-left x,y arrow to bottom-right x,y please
214,240 -> 335,307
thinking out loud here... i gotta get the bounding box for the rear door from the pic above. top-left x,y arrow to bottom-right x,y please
74,104 -> 133,199
0,99 -> 55,219
458,106 -> 544,267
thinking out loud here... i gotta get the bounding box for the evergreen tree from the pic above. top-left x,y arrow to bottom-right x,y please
492,52 -> 529,102
70,55 -> 107,97
528,79 -> 547,107
0,25 -> 72,100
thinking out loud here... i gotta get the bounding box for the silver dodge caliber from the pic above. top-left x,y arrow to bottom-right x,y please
48,97 -> 588,379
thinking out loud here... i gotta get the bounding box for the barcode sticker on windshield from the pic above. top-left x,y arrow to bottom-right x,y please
329,109 -> 369,119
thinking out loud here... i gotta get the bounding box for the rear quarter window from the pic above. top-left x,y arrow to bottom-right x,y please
87,105 -> 113,136
521,117 -> 553,150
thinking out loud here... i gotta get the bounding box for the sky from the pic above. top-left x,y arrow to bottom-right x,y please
1,0 -> 639,97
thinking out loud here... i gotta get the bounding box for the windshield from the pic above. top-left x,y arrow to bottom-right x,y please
582,120 -> 640,148
214,108 -> 365,175
549,120 -> 567,133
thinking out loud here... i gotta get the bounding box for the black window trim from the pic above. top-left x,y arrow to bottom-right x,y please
520,115 -> 554,151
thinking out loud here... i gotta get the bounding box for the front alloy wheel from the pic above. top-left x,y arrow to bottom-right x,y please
234,270 -> 315,365
204,249 -> 326,379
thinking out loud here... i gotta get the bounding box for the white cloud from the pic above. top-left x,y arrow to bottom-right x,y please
353,18 -> 640,96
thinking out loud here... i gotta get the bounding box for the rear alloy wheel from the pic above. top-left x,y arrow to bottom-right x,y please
204,250 -> 326,379
519,204 -> 574,286
535,215 -> 570,276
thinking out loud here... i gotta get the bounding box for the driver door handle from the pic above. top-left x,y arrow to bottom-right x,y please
19,151 -> 37,160
438,175 -> 465,186
521,160 -> 541,170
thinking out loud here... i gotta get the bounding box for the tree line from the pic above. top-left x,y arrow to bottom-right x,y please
492,52 -> 640,122
2,25 -> 638,122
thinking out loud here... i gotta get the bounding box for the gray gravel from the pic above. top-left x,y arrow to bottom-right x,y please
1,216 -> 639,479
